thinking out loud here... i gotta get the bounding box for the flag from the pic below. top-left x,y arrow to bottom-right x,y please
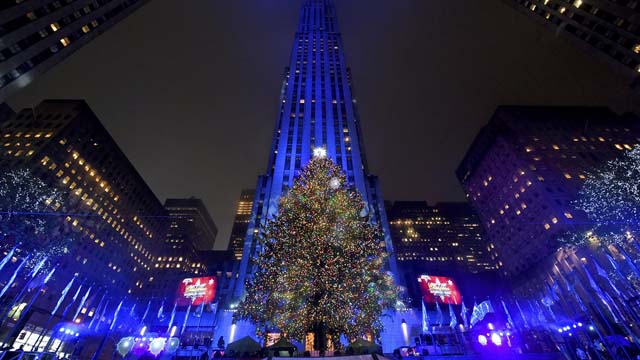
89,293 -> 107,330
209,301 -> 218,314
585,266 -> 619,322
594,259 -> 623,298
515,299 -> 528,328
28,257 -> 47,279
72,286 -> 92,322
110,299 -> 124,331
0,256 -> 29,299
460,298 -> 469,329
51,278 -> 74,316
95,300 -> 110,331
129,303 -> 137,318
448,303 -> 457,329
180,300 -> 193,336
435,299 -> 443,326
421,300 -> 429,333
470,300 -> 493,327
43,267 -> 56,284
141,300 -> 151,324
0,247 -> 16,272
157,301 -> 165,320
167,302 -> 177,333
193,301 -> 205,318
502,300 -> 515,329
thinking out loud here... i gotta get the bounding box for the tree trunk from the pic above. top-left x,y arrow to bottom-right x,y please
313,322 -> 327,353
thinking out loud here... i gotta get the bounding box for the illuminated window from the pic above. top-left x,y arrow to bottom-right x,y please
573,0 -> 582,7
544,223 -> 551,230
81,25 -> 90,33
564,173 -> 572,179
551,217 -> 558,224
615,144 -> 624,150
50,22 -> 60,31
60,37 -> 71,47
564,212 -> 573,219
552,144 -> 560,150
559,7 -> 566,13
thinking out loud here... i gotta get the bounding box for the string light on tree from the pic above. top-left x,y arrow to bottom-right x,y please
234,156 -> 399,350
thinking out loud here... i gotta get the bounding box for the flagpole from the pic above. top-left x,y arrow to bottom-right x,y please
33,278 -> 79,350
0,267 -> 57,347
43,282 -> 90,352
0,256 -> 34,328
91,298 -> 123,360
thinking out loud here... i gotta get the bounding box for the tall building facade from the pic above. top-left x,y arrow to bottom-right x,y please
147,198 -> 218,299
457,106 -> 640,279
228,189 -> 254,260
0,0 -> 148,100
234,0 -> 399,299
503,0 -> 640,88
0,100 -> 166,294
0,100 -> 167,355
387,201 -> 500,306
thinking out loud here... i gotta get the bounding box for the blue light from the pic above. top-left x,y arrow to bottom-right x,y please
491,333 -> 502,346
477,335 -> 488,346
59,328 -> 65,332
487,323 -> 494,330
578,322 -> 583,327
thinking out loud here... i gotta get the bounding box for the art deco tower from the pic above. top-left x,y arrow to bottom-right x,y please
235,0 -> 398,297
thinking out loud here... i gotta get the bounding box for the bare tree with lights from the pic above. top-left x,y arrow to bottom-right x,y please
234,153 -> 398,350
0,167 -> 71,267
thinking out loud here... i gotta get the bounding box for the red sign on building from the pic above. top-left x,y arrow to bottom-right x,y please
417,275 -> 461,305
177,277 -> 217,306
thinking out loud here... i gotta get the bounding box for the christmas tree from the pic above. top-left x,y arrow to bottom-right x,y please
234,152 -> 398,350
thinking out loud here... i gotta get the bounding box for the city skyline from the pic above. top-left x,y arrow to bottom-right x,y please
7,0 -> 640,249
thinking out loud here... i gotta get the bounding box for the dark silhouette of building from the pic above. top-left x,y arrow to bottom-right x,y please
503,0 -> 640,89
0,0 -> 149,100
457,106 -> 640,279
229,189 -> 254,261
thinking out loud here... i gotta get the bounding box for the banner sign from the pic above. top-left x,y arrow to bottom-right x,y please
177,277 -> 217,306
417,275 -> 461,305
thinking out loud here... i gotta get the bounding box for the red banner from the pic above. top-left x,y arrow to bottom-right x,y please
177,277 -> 217,306
417,275 -> 461,305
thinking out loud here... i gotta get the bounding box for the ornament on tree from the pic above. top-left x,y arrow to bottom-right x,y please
329,177 -> 341,190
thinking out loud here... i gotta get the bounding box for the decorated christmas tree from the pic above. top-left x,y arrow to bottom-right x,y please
234,152 -> 398,350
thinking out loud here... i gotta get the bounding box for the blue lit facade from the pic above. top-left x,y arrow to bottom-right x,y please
234,0 -> 399,300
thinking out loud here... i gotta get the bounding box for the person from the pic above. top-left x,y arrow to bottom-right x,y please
217,336 -> 225,349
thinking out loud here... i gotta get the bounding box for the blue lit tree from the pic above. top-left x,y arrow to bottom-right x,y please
0,167 -> 71,268
562,146 -> 640,247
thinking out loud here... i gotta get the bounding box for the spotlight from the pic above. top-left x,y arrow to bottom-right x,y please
487,323 -> 494,330
140,326 -> 147,336
75,333 -> 79,337
578,322 -> 583,327
589,325 -> 595,331
573,325 -> 577,328
491,333 -> 502,346
59,328 -> 65,333
477,335 -> 488,346
558,329 -> 563,333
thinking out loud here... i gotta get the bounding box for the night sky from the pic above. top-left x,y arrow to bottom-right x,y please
7,0 -> 640,249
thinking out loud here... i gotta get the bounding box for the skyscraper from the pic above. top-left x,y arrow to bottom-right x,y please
387,201 -> 500,306
0,0 -> 148,100
235,0 -> 398,296
228,189 -> 254,260
503,0 -> 640,88
457,106 -> 640,278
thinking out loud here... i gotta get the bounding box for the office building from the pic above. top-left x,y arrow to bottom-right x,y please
504,0 -> 640,88
228,189 -> 254,260
0,0 -> 148,100
387,201 -> 500,305
457,106 -> 640,279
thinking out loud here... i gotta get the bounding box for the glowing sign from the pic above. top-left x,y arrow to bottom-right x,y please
417,275 -> 461,305
177,277 -> 217,306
